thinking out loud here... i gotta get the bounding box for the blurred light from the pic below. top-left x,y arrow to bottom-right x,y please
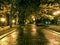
45,21 -> 50,24
45,21 -> 48,24
32,16 -> 34,18
31,25 -> 37,35
57,11 -> 60,14
32,16 -> 35,21
53,12 -> 57,15
33,18 -> 35,21
1,18 -> 6,22
53,11 -> 60,16
12,20 -> 15,23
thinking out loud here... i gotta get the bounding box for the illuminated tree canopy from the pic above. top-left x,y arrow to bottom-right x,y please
0,0 -> 59,24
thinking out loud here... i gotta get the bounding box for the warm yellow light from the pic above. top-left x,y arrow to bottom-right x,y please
32,16 -> 35,21
53,11 -> 60,15
32,16 -> 35,19
57,11 -> 60,14
53,12 -> 57,15
1,18 -> 6,22
33,18 -> 35,21
12,20 -> 15,23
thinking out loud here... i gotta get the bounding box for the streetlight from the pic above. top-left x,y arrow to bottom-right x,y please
53,11 -> 60,16
53,10 -> 60,25
12,19 -> 15,24
32,16 -> 35,21
31,15 -> 36,24
1,17 -> 6,22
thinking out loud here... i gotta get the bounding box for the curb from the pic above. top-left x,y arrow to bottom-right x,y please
48,28 -> 60,35
0,28 -> 16,40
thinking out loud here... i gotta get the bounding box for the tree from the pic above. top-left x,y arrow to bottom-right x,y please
38,0 -> 60,21
15,0 -> 40,25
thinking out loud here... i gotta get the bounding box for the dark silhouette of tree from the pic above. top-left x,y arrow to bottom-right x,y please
15,0 -> 40,25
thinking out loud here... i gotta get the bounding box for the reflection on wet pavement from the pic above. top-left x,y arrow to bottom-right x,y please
31,25 -> 37,36
17,25 -> 48,45
0,30 -> 19,45
0,25 -> 49,45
